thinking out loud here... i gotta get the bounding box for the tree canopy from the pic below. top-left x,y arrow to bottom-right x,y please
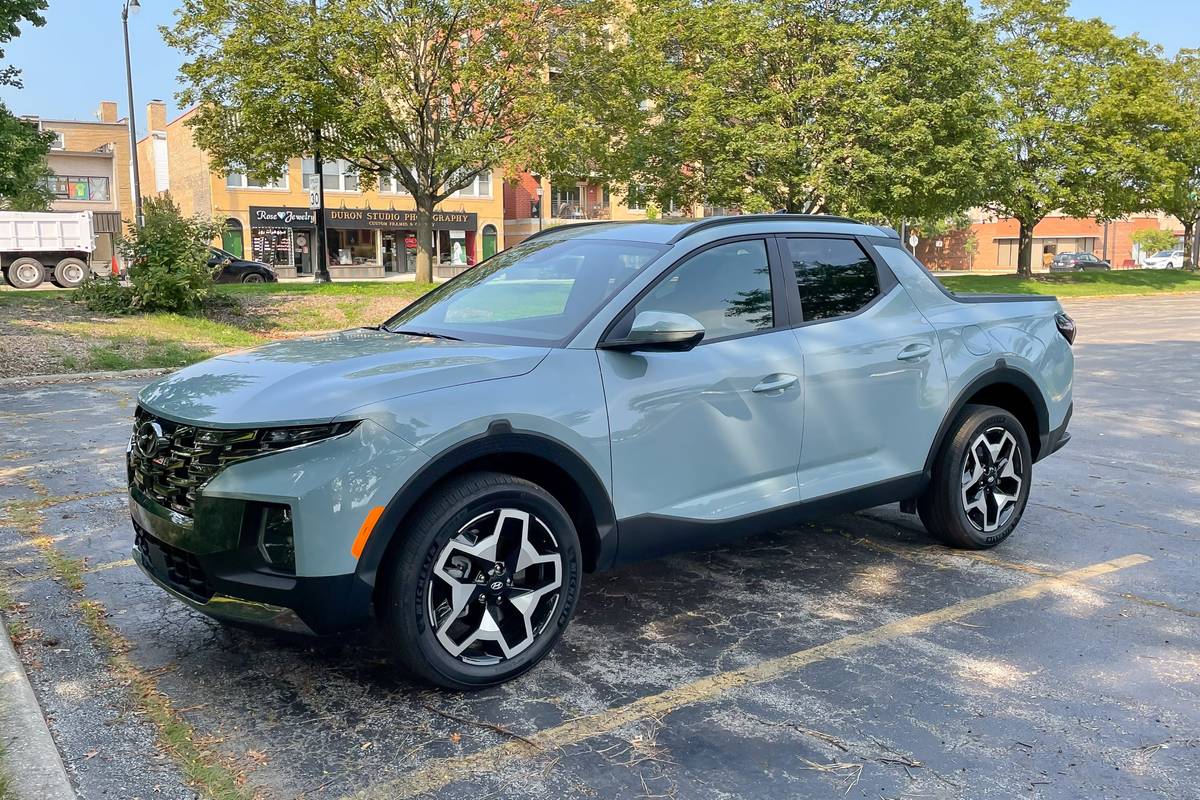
0,0 -> 53,210
168,0 -> 607,281
1145,49 -> 1200,267
542,0 -> 997,222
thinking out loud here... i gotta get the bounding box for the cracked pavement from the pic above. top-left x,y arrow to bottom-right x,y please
0,294 -> 1197,799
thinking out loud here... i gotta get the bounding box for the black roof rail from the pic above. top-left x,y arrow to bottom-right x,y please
668,213 -> 865,243
521,220 -> 614,243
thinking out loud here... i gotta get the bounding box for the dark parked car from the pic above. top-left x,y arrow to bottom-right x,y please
1049,252 -> 1111,272
208,247 -> 278,283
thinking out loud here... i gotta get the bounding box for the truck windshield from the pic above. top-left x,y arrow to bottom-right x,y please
384,238 -> 667,346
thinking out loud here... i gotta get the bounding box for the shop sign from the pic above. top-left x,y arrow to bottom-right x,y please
250,206 -> 317,228
324,208 -> 477,231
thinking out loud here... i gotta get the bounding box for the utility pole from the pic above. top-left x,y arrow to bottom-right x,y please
310,0 -> 331,282
121,0 -> 144,228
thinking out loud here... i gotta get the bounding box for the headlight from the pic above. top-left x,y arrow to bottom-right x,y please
193,421 -> 358,452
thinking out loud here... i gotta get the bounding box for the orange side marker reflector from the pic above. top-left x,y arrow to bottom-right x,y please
351,506 -> 386,559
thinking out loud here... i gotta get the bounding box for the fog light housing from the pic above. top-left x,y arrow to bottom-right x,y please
255,503 -> 295,572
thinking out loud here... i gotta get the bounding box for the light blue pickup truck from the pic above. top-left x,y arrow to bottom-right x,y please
128,214 -> 1074,688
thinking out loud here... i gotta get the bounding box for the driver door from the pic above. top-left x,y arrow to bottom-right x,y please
598,237 -> 806,560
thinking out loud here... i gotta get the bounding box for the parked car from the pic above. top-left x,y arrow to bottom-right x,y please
1142,249 -> 1185,269
1049,252 -> 1111,272
208,247 -> 278,283
129,215 -> 1074,689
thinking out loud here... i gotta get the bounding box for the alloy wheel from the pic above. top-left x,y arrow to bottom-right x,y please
960,426 -> 1023,533
426,508 -> 563,666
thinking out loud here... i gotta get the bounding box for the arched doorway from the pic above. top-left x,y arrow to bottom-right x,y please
482,224 -> 498,260
222,218 -> 244,258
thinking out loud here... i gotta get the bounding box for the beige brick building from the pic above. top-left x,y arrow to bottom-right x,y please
24,100 -> 137,269
138,102 -> 507,279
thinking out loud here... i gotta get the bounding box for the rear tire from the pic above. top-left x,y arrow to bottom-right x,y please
53,258 -> 89,289
918,404 -> 1032,549
5,258 -> 45,289
380,471 -> 581,690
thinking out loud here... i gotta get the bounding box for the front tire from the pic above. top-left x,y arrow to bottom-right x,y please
380,472 -> 581,689
6,258 -> 45,289
918,405 -> 1032,549
241,272 -> 265,283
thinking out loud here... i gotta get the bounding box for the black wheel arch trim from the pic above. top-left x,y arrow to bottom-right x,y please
924,361 -> 1052,478
353,420 -> 618,592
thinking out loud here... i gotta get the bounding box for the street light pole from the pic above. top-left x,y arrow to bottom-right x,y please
308,0 -> 331,283
121,0 -> 144,228
535,185 -> 544,232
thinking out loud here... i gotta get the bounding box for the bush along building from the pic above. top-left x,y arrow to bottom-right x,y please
136,101 -> 504,279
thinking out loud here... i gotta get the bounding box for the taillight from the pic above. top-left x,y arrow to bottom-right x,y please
1055,312 -> 1076,345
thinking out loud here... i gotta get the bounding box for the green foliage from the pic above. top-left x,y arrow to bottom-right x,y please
981,0 -> 1175,275
1144,49 -> 1200,267
0,102 -> 54,210
544,0 -> 995,222
1130,229 -> 1179,257
941,269 -> 1200,296
0,0 -> 47,87
166,0 -> 608,282
116,195 -> 220,314
75,276 -> 137,315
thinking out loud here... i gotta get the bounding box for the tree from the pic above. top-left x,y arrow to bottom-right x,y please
1145,50 -> 1200,269
981,0 -> 1175,276
167,0 -> 605,283
0,0 -> 53,210
542,0 -> 996,223
1130,228 -> 1180,263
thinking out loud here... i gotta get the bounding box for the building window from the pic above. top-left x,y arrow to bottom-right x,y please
226,164 -> 288,190
330,229 -> 376,264
381,170 -> 412,194
453,170 -> 492,198
551,185 -> 582,218
47,129 -> 65,150
624,184 -> 646,211
46,175 -> 110,201
302,158 -> 358,192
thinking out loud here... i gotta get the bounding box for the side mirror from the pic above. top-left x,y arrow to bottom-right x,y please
599,310 -> 705,353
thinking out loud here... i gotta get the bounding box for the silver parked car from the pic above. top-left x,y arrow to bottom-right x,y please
128,215 -> 1075,688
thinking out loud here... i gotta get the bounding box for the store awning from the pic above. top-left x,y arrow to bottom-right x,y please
93,212 -> 122,234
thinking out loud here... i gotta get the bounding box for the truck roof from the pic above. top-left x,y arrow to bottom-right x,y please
523,214 -> 902,245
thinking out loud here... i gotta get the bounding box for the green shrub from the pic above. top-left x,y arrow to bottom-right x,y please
118,194 -> 220,314
75,276 -> 136,314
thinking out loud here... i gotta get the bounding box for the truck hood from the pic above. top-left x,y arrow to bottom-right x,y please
137,328 -> 550,427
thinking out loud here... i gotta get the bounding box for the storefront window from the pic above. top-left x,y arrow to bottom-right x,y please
330,229 -> 377,264
251,227 -> 293,267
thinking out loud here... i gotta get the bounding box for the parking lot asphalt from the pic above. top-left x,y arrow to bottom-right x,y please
1,294 -> 1198,800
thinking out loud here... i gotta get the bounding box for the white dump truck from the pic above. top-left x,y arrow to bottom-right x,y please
0,210 -> 99,289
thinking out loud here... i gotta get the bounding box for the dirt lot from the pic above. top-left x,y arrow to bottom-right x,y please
1,295 -> 1197,800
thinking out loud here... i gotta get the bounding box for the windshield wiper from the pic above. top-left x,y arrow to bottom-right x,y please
388,328 -> 462,341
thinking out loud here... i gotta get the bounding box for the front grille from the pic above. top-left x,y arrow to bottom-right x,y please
134,523 -> 213,602
128,407 -> 351,518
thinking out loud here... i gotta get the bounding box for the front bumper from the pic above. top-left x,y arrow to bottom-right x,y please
129,485 -> 374,636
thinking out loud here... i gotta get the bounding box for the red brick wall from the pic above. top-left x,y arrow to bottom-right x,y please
503,172 -> 541,220
918,215 -> 1168,272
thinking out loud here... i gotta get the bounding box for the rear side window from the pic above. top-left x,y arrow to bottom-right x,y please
634,239 -> 773,340
785,238 -> 880,321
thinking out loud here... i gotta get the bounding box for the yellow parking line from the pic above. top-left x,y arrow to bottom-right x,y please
345,553 -> 1150,800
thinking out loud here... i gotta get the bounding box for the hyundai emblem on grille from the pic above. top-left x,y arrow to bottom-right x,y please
135,421 -> 166,458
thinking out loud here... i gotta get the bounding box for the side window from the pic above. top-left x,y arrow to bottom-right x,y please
633,239 -> 773,340
786,238 -> 880,321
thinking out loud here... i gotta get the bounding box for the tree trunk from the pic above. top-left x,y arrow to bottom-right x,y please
1017,217 -> 1036,278
414,193 -> 435,284
1184,219 -> 1196,270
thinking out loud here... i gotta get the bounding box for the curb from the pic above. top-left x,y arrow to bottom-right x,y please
0,367 -> 171,390
0,615 -> 76,800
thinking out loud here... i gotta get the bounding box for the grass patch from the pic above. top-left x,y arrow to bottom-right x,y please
0,746 -> 14,800
78,600 -> 255,800
53,313 -> 262,349
940,269 -> 1200,297
217,280 -> 436,299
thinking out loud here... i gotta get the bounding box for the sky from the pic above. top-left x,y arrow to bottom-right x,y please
1,0 -> 1197,133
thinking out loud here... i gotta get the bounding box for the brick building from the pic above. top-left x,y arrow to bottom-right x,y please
917,210 -> 1184,272
137,101 -> 506,279
23,100 -> 136,269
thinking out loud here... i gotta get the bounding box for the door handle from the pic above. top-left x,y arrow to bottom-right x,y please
752,373 -> 799,394
896,343 -> 932,362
